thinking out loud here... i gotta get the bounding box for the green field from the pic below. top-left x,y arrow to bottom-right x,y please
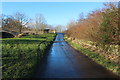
1,33 -> 56,78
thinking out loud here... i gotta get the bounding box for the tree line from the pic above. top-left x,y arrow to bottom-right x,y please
0,12 -> 63,34
65,2 -> 119,46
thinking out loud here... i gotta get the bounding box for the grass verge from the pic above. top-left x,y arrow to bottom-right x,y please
65,37 -> 120,76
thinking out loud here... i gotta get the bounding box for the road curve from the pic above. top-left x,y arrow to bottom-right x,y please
35,33 -> 119,78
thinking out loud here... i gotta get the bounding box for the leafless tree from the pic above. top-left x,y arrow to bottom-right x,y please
35,14 -> 47,30
78,12 -> 84,22
1,15 -> 19,31
13,12 -> 30,33
55,25 -> 64,32
66,20 -> 76,29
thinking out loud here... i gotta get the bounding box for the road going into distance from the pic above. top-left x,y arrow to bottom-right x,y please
35,33 -> 119,78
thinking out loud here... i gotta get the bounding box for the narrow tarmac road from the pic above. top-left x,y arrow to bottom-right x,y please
35,33 -> 119,78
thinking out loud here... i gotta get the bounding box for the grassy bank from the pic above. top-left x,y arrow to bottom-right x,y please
64,36 -> 120,76
1,33 -> 56,78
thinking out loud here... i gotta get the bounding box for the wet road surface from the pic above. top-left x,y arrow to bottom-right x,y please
35,33 -> 119,78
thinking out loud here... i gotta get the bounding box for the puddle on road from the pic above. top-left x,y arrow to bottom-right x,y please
61,44 -> 64,46
53,45 -> 57,47
53,44 -> 64,47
